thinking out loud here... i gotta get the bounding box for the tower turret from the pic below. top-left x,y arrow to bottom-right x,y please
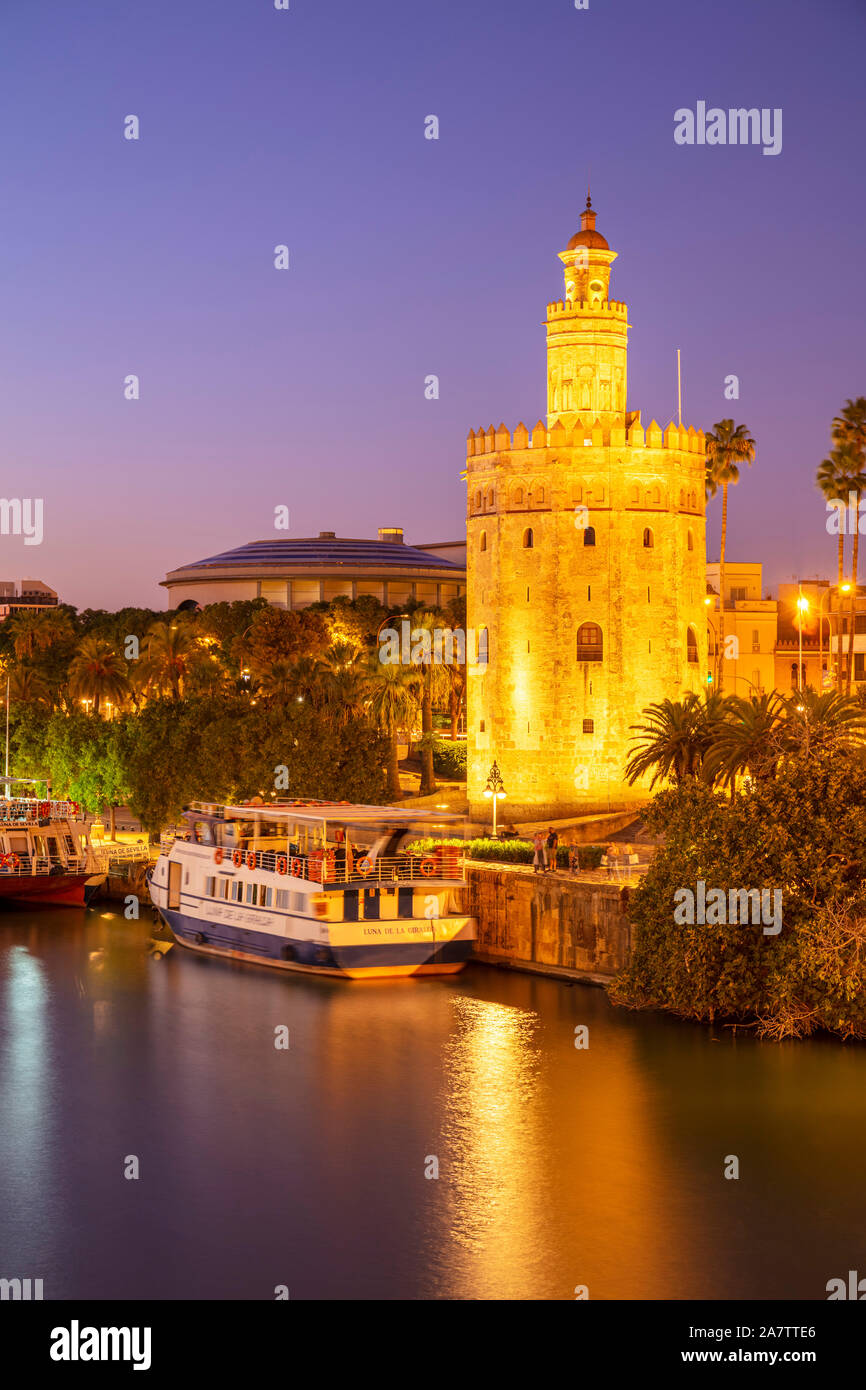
547,196 -> 630,432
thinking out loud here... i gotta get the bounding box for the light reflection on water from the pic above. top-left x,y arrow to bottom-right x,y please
1,908 -> 865,1300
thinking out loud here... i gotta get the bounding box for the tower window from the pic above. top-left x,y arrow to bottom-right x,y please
523,527 -> 534,548
576,622 -> 603,662
479,720 -> 485,733
582,718 -> 594,734
477,628 -> 489,665
643,527 -> 654,548
479,531 -> 487,552
486,488 -> 495,508
687,627 -> 699,664
474,490 -> 482,511
687,529 -> 694,552
513,486 -> 524,506
583,526 -> 596,547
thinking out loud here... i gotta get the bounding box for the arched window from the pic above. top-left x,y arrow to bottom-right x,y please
576,622 -> 603,662
512,486 -> 524,506
643,527 -> 654,548
534,486 -> 545,507
686,627 -> 698,664
687,529 -> 694,552
473,490 -> 482,511
477,628 -> 489,666
651,485 -> 661,505
523,528 -> 534,548
485,488 -> 494,508
479,531 -> 487,552
583,526 -> 596,547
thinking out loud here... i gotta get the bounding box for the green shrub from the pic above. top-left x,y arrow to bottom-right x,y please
609,749 -> 866,1041
408,836 -> 605,868
431,740 -> 467,779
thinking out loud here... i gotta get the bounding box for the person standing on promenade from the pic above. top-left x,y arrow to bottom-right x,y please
545,827 -> 559,873
532,831 -> 545,874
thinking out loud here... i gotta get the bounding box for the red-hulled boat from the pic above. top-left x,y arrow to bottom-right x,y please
0,795 -> 107,907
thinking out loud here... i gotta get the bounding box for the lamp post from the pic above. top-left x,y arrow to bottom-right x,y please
796,587 -> 810,693
819,582 -> 851,689
704,596 -> 718,688
482,760 -> 506,838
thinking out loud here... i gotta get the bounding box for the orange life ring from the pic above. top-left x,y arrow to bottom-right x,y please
213,847 -> 224,865
290,858 -> 302,877
357,856 -> 373,877
70,802 -> 80,817
276,856 -> 288,875
231,849 -> 243,867
246,851 -> 257,870
420,857 -> 436,877
7,853 -> 21,871
38,801 -> 50,819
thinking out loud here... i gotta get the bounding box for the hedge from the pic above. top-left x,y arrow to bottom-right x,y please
409,836 -> 606,869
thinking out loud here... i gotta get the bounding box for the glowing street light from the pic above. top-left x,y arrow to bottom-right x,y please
796,587 -> 809,693
482,759 -> 506,837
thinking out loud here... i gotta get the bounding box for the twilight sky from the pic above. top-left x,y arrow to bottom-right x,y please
1,0 -> 864,610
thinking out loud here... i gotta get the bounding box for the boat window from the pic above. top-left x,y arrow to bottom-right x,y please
246,883 -> 258,905
275,889 -> 290,911
231,881 -> 243,902
219,822 -> 240,848
193,821 -> 213,845
261,887 -> 273,907
205,877 -> 216,896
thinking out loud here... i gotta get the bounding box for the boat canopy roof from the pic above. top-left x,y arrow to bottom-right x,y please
187,799 -> 464,827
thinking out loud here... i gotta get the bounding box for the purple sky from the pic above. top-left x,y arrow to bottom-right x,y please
1,0 -> 864,610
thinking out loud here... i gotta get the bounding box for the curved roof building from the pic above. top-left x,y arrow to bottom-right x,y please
162,528 -> 466,611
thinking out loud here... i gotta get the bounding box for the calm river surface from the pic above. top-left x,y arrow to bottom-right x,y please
1,907 -> 863,1301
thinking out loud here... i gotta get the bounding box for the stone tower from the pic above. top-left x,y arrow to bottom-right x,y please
466,198 -> 708,821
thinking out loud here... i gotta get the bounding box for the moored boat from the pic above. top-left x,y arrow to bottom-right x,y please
0,794 -> 108,907
148,799 -> 476,978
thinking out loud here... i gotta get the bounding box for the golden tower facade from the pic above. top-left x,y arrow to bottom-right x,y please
466,200 -> 708,821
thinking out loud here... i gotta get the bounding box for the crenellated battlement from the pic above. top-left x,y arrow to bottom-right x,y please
546,298 -> 629,322
466,418 -> 706,459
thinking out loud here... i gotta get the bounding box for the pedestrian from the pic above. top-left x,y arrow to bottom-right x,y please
532,831 -> 544,874
545,827 -> 558,873
569,844 -> 580,876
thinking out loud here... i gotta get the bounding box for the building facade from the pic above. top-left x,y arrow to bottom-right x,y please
466,200 -> 707,819
162,529 -> 465,612
0,579 -> 58,621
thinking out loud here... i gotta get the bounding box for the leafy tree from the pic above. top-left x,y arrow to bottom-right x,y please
366,658 -> 417,799
610,744 -> 866,1039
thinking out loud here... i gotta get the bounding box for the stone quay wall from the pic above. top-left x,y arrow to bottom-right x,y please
467,862 -> 633,984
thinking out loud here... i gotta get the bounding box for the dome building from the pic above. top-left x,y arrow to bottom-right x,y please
466,199 -> 707,819
162,528 -> 465,612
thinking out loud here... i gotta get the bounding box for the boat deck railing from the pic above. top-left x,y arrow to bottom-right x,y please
224,848 -> 465,886
0,854 -> 89,876
0,800 -> 81,825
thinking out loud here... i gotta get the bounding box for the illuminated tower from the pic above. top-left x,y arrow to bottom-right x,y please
466,198 -> 707,820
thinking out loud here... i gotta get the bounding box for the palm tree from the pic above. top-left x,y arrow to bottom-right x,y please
140,619 -> 202,699
625,693 -> 720,790
254,658 -> 299,702
68,637 -> 128,715
831,399 -> 866,693
7,665 -> 52,709
10,607 -> 75,662
816,444 -> 862,686
701,692 -> 786,790
705,420 -> 756,688
781,689 -> 866,758
314,641 -> 369,727
403,610 -> 450,796
367,659 -> 418,800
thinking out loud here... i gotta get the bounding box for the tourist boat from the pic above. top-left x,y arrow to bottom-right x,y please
148,800 -> 475,978
0,793 -> 108,907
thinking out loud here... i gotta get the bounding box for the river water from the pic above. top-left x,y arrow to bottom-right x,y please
1,907 -> 863,1301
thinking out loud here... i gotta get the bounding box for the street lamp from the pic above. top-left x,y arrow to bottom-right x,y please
796,588 -> 809,693
819,582 -> 850,689
704,596 -> 718,686
482,760 -> 506,837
